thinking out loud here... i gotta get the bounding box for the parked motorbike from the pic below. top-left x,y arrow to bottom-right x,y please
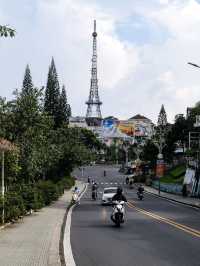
137,191 -> 144,200
111,201 -> 125,227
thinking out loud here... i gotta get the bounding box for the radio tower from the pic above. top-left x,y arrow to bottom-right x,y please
86,20 -> 102,126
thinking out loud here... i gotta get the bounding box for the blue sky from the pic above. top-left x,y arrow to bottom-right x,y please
1,0 -> 200,123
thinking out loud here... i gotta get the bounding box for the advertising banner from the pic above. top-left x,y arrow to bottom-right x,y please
134,125 -> 147,136
156,159 -> 165,178
103,119 -> 114,129
118,122 -> 135,136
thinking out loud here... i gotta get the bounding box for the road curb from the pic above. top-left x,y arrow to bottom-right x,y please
60,182 -> 88,266
145,189 -> 200,210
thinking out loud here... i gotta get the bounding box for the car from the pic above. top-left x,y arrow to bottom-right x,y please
101,187 -> 117,205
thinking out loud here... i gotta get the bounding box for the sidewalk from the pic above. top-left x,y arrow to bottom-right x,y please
144,185 -> 200,209
0,180 -> 85,266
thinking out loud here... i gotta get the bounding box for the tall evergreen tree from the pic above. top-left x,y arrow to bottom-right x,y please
44,58 -> 60,127
158,104 -> 167,127
22,64 -> 34,95
67,100 -> 72,119
57,85 -> 72,125
58,85 -> 68,125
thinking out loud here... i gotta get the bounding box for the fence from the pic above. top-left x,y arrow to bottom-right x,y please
152,181 -> 183,195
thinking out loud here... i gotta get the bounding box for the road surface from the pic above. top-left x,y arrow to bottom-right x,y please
71,165 -> 200,266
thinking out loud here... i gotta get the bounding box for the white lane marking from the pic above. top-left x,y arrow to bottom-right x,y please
64,184 -> 88,266
110,183 -> 113,184
101,182 -> 104,185
105,183 -> 108,184
115,183 -> 117,184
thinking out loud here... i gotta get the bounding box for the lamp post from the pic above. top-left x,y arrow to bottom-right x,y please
154,105 -> 167,195
115,141 -> 119,165
1,150 -> 5,224
188,62 -> 200,69
122,142 -> 129,167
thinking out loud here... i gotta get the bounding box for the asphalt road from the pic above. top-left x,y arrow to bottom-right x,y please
71,165 -> 200,266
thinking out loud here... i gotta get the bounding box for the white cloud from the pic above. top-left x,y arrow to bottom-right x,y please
1,0 -> 200,123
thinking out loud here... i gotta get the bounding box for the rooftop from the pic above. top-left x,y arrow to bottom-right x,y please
129,114 -> 151,121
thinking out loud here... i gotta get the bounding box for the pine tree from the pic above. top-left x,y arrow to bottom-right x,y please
44,58 -> 60,127
158,104 -> 167,127
22,64 -> 34,95
57,85 -> 72,125
67,103 -> 72,118
59,85 -> 68,124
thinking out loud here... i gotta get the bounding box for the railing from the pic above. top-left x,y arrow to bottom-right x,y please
152,181 -> 182,195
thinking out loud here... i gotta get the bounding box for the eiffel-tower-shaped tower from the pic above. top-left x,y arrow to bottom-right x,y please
86,20 -> 102,127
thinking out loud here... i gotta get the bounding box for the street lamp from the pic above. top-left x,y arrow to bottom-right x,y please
115,141 -> 119,165
188,62 -> 200,68
154,105 -> 167,195
122,141 -> 129,167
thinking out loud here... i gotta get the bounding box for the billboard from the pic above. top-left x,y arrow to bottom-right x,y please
103,119 -> 114,129
135,125 -> 147,137
117,122 -> 134,136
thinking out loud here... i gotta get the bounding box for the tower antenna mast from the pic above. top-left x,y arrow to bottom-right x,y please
86,20 -> 102,126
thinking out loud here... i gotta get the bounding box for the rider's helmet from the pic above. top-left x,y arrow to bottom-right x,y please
75,186 -> 78,191
117,186 -> 123,194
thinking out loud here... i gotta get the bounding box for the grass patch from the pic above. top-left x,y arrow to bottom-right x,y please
160,165 -> 186,184
170,165 -> 186,178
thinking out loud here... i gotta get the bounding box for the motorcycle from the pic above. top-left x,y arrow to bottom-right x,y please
111,201 -> 125,227
72,192 -> 80,204
137,191 -> 144,200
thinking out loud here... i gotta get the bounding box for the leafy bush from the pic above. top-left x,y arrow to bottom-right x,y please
37,180 -> 59,205
0,175 -> 75,224
0,192 -> 26,223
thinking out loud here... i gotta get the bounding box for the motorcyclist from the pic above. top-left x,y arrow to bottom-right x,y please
111,187 -> 127,224
72,186 -> 80,204
112,187 -> 127,202
91,182 -> 98,200
138,184 -> 144,194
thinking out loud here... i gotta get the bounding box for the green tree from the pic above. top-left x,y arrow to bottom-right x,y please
22,65 -> 34,95
0,25 -> 15,37
141,140 -> 158,168
44,58 -> 60,128
58,85 -> 69,125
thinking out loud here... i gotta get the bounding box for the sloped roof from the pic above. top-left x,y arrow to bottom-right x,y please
103,116 -> 119,121
129,114 -> 150,121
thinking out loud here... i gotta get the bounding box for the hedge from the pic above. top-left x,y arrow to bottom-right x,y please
0,175 -> 75,224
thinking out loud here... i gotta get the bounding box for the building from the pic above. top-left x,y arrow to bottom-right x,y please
69,116 -> 88,128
